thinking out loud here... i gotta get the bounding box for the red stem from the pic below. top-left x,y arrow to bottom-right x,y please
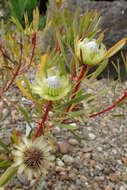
3,38 -> 23,92
19,32 -> 37,74
66,64 -> 87,112
90,91 -> 127,118
33,100 -> 52,141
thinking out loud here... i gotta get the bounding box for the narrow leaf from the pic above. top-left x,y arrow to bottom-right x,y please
59,124 -> 78,130
0,160 -> 12,170
0,140 -> 9,152
90,60 -> 108,79
0,167 -> 17,187
19,105 -> 32,128
16,78 -> 32,100
105,38 -> 126,59
38,53 -> 48,78
13,128 -> 18,145
57,93 -> 93,111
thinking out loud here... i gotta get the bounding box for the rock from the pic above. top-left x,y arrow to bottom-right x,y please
120,186 -> 126,190
42,0 -> 127,80
58,141 -> 71,154
121,173 -> 127,182
109,173 -> 119,183
93,182 -> 99,189
80,175 -> 88,183
76,179 -> 81,188
83,153 -> 91,159
69,173 -> 77,181
62,155 -> 74,165
68,138 -> 79,146
97,146 -> 103,152
56,159 -> 65,167
105,186 -> 113,190
83,146 -> 93,153
70,0 -> 127,80
88,133 -> 96,140
3,108 -> 9,119
17,174 -> 29,186
55,166 -> 65,172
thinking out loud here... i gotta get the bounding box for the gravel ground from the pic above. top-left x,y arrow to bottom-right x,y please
0,77 -> 127,190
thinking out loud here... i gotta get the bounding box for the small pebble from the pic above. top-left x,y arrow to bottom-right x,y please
62,155 -> 74,165
88,133 -> 96,140
68,138 -> 79,146
120,186 -> 126,190
56,159 -> 65,167
58,142 -> 71,154
3,108 -> 9,119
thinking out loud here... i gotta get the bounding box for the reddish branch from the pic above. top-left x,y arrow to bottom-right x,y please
0,44 -> 16,66
33,101 -> 52,141
90,91 -> 127,118
66,64 -> 87,112
3,38 -> 23,92
20,32 -> 37,73
0,44 -> 9,67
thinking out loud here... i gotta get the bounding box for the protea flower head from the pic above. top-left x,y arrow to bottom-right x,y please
33,74 -> 71,101
12,136 -> 54,180
75,38 -> 106,66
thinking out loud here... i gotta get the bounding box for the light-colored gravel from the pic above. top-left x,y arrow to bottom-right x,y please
0,78 -> 127,190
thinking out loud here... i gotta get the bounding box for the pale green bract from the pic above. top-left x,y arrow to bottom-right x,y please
33,75 -> 71,101
75,38 -> 107,66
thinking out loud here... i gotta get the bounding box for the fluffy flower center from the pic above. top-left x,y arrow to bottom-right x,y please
46,76 -> 61,89
24,148 -> 43,170
85,41 -> 98,52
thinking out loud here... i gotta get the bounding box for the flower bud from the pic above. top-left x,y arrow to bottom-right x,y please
75,38 -> 106,66
33,74 -> 71,101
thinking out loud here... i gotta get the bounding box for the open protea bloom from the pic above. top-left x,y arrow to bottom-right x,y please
75,38 -> 106,66
12,136 -> 54,180
33,75 -> 71,101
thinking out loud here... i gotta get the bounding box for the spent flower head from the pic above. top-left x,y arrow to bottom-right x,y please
12,136 -> 54,180
75,38 -> 106,66
32,74 -> 71,101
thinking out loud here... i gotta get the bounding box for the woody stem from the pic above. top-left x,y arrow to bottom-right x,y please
33,100 -> 52,141
66,64 -> 87,112
90,91 -> 127,118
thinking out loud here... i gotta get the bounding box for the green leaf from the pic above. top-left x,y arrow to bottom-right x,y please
68,109 -> 88,117
73,8 -> 80,39
70,130 -> 81,141
22,74 -> 33,97
112,114 -> 125,118
57,93 -> 93,111
37,176 -> 46,190
19,105 -> 32,128
104,38 -> 126,59
25,0 -> 38,23
121,52 -> 127,73
90,60 -> 108,79
10,0 -> 26,25
0,166 -> 17,187
56,28 -> 68,65
59,55 -> 67,76
0,160 -> 12,170
11,17 -> 23,32
59,124 -> 78,130
0,140 -> 9,152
